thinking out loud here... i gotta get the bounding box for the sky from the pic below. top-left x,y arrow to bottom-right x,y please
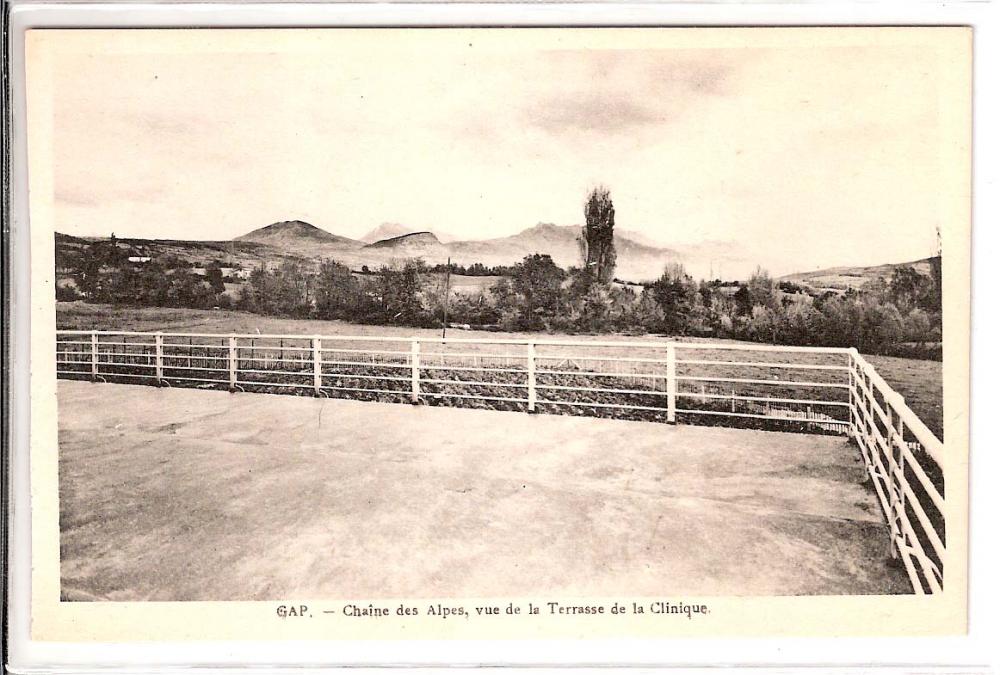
31,28 -> 969,276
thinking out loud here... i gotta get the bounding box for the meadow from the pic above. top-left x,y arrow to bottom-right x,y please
56,302 -> 944,440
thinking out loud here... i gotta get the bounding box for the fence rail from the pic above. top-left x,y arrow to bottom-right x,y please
54,329 -> 945,595
848,348 -> 945,595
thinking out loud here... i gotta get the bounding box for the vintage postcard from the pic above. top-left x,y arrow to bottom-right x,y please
24,26 -> 970,641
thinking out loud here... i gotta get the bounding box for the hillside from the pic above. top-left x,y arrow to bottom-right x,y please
55,231 -> 300,271
781,257 -> 937,292
364,231 -> 444,251
360,231 -> 451,264
359,222 -> 413,244
361,222 -> 461,244
235,220 -> 362,259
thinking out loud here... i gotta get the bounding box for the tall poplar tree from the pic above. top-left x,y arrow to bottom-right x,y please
581,187 -> 617,285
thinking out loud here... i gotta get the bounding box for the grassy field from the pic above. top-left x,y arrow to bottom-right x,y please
55,301 -> 944,439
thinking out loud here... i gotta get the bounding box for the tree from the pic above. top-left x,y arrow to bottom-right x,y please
271,261 -> 313,317
733,286 -> 753,317
580,186 -> 617,285
888,266 -> 931,314
76,247 -> 105,300
578,284 -> 612,332
315,259 -> 361,319
375,260 -> 426,326
747,305 -> 778,343
926,227 -> 943,313
489,277 -> 520,330
651,263 -> 697,335
238,264 -> 271,313
632,288 -> 666,332
746,267 -> 778,310
512,254 -> 566,330
206,265 -> 226,295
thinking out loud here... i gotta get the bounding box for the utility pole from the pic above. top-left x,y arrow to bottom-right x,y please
441,257 -> 452,340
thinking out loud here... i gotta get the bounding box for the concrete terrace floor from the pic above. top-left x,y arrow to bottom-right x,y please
57,380 -> 910,601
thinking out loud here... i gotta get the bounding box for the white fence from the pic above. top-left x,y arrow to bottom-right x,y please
849,349 -> 945,595
54,329 -> 945,594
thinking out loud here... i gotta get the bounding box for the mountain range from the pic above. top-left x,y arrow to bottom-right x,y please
56,219 -> 936,289
231,220 -> 689,281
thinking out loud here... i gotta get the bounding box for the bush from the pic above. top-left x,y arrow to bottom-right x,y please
56,284 -> 83,302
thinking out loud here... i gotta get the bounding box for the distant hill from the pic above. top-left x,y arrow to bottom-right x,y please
236,220 -> 362,248
231,221 -> 683,281
233,220 -> 364,262
781,257 -> 938,292
54,233 -> 302,274
361,222 -> 460,244
616,228 -> 667,248
55,232 -> 91,246
363,231 -> 450,259
364,231 -> 440,249
359,222 -> 414,244
448,223 -> 682,281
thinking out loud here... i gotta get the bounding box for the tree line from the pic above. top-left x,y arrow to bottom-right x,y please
56,189 -> 943,359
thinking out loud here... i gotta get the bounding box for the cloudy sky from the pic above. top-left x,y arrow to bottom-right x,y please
30,28 -> 968,275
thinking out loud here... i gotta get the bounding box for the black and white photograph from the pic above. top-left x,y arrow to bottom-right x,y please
19,25 -> 971,640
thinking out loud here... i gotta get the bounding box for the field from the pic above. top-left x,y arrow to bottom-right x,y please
55,302 -> 945,440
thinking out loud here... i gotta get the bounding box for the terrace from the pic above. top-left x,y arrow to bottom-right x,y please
55,330 -> 945,597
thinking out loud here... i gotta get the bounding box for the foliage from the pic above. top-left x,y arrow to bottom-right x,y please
314,260 -> 363,319
649,263 -> 698,335
425,261 -> 517,276
59,234 -> 943,359
510,254 -> 567,330
581,187 -> 617,285
238,262 -> 313,317
206,265 -> 226,294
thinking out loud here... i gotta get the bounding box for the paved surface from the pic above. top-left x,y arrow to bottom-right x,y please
57,380 -> 908,601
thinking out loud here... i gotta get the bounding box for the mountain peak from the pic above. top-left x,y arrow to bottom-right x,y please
527,222 -> 575,233
364,231 -> 442,249
235,220 -> 359,247
360,222 -> 414,244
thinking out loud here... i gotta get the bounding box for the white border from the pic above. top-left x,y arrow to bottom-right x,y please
6,2 -> 999,672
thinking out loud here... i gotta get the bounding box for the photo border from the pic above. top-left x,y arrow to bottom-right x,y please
3,5 -> 982,663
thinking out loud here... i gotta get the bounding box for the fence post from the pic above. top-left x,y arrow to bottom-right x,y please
228,335 -> 237,392
527,342 -> 536,413
666,343 -> 677,423
312,336 -> 322,396
886,402 -> 901,558
848,350 -> 857,436
411,340 -> 420,404
155,333 -> 163,385
891,394 -> 908,560
90,332 -> 99,380
867,371 -> 875,443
